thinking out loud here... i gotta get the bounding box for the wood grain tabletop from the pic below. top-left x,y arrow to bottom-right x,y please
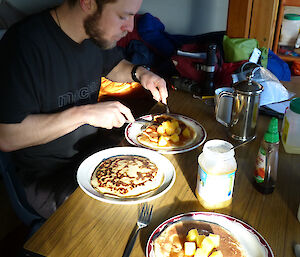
24,77 -> 300,257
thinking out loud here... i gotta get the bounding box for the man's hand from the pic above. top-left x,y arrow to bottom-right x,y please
84,101 -> 135,129
138,68 -> 168,104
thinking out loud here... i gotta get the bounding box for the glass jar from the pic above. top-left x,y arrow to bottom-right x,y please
279,14 -> 300,47
281,97 -> 300,154
196,140 -> 237,209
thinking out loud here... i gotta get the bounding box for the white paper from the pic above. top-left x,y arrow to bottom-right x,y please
265,101 -> 290,114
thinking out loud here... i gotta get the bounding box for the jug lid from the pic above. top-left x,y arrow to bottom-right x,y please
233,75 -> 263,95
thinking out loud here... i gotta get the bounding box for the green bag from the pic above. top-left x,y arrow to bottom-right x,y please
223,35 -> 268,67
223,35 -> 258,63
259,47 -> 268,68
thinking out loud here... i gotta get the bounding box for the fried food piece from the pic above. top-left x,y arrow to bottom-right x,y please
158,136 -> 168,147
184,241 -> 196,256
210,250 -> 223,257
194,237 -> 215,257
182,127 -> 191,138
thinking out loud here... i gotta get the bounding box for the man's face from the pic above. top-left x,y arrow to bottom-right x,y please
84,0 -> 142,49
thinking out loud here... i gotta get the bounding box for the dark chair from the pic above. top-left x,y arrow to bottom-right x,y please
0,151 -> 45,235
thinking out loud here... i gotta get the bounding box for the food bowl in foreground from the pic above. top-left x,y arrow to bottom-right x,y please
146,212 -> 273,257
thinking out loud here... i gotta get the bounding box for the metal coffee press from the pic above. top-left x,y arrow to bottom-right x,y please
215,74 -> 263,141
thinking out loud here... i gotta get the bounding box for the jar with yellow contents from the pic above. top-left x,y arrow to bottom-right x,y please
196,140 -> 237,209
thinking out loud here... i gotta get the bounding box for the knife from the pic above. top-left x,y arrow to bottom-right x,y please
125,118 -> 160,125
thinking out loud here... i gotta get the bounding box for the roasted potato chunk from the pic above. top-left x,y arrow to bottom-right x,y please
170,133 -> 179,143
184,241 -> 196,256
158,136 -> 168,146
182,127 -> 191,138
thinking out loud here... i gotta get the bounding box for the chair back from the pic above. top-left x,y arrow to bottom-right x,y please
0,151 -> 45,229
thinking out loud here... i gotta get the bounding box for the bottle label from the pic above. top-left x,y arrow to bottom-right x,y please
196,167 -> 236,205
282,116 -> 289,144
254,147 -> 266,183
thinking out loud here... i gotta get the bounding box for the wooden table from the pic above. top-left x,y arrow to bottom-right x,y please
24,78 -> 300,257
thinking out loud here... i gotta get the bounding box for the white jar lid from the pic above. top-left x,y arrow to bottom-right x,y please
203,139 -> 235,159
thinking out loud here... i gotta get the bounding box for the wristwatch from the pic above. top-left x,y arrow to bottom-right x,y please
131,64 -> 150,83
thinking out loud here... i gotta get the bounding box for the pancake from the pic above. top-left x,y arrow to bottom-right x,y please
153,220 -> 246,257
137,115 -> 195,149
91,155 -> 163,198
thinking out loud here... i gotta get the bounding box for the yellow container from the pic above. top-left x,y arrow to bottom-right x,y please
196,140 -> 237,209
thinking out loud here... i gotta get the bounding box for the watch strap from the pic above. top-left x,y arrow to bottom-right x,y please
131,64 -> 150,83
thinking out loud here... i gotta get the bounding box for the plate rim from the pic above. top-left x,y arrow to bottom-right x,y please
76,146 -> 176,204
125,113 -> 207,154
146,211 -> 274,257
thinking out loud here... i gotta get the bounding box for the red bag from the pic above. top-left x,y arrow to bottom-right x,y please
171,42 -> 223,83
215,60 -> 247,87
291,61 -> 300,76
172,42 -> 248,87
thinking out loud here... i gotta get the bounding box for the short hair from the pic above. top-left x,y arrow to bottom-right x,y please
67,0 -> 117,12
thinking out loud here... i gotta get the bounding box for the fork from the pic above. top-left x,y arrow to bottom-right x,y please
122,203 -> 153,257
162,102 -> 170,114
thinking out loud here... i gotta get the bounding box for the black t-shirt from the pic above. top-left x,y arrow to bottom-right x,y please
0,10 -> 124,184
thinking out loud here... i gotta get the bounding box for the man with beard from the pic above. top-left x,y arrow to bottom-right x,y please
0,0 -> 168,219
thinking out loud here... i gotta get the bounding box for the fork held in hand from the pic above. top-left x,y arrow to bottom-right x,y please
122,203 -> 153,257
158,101 -> 170,114
165,102 -> 170,114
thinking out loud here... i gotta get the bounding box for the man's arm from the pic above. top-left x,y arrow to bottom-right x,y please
106,59 -> 168,104
0,101 -> 134,152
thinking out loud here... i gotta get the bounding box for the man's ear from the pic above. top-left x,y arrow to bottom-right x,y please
79,0 -> 97,13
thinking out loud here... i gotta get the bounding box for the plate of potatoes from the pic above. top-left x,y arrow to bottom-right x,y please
125,114 -> 207,154
146,212 -> 273,257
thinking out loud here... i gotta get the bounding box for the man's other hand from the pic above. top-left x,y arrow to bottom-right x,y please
139,68 -> 168,104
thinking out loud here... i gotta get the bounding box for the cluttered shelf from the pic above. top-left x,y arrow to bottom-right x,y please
278,54 -> 299,62
272,0 -> 300,63
275,38 -> 300,61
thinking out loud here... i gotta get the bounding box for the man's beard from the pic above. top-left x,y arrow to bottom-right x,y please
84,12 -> 124,49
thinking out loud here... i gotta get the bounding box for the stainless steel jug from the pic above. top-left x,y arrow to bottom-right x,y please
215,76 -> 263,141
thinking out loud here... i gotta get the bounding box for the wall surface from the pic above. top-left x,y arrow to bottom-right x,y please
3,0 -> 62,14
2,0 -> 228,35
139,0 -> 229,35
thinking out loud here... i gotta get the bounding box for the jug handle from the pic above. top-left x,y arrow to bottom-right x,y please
215,91 -> 234,127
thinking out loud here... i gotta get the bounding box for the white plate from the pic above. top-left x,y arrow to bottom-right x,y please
125,114 -> 207,154
76,147 -> 175,204
146,212 -> 274,257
